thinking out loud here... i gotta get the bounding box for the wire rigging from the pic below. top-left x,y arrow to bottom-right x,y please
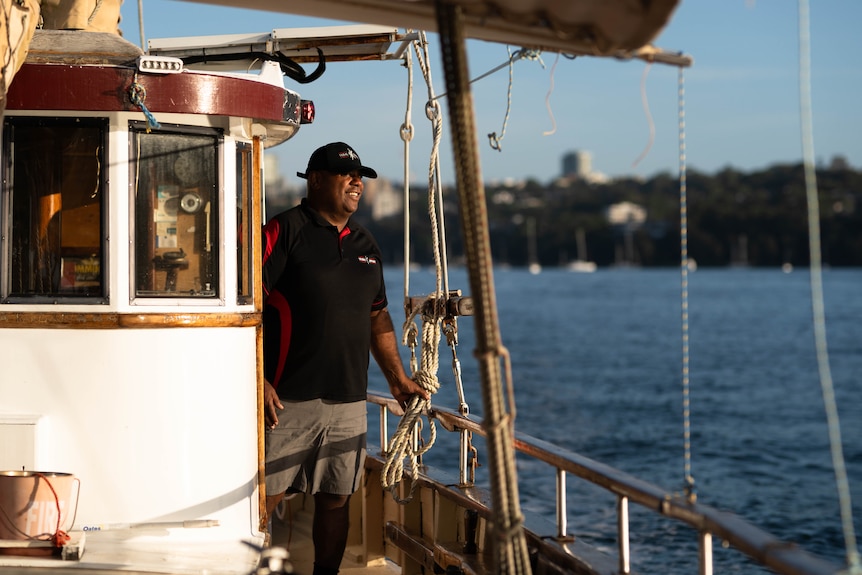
676,65 -> 695,501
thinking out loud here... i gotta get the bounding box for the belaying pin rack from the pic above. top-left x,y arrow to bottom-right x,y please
405,290 -> 473,318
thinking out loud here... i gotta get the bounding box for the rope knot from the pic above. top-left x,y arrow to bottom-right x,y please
412,369 -> 440,395
53,530 -> 71,547
129,78 -> 161,131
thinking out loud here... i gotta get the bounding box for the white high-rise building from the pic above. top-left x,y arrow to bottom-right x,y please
562,150 -> 592,178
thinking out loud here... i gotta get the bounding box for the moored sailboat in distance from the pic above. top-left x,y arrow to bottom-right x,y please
566,227 -> 597,272
526,216 -> 542,274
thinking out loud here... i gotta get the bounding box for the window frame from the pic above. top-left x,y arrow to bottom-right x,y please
1,116 -> 110,304
128,122 -> 224,305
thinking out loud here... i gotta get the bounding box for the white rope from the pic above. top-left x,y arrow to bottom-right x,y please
488,48 -> 545,152
382,303 -> 441,502
798,1 -> 860,572
401,39 -> 414,300
542,52 -> 560,137
382,32 -> 451,501
631,62 -> 655,169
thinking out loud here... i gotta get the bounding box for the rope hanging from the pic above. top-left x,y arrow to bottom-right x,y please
798,1 -> 860,571
381,31 -> 453,502
631,62 -> 655,169
129,74 -> 160,131
488,48 -> 544,152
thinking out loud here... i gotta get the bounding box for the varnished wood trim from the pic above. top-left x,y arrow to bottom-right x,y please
252,136 -> 268,529
6,63 -> 297,124
0,311 -> 261,329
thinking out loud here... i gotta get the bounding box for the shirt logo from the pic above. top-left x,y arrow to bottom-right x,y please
357,255 -> 379,265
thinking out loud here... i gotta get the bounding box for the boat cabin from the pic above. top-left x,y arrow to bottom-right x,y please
0,24 -> 409,571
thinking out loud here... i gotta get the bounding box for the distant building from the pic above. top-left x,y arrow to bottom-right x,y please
562,150 -> 591,178
606,201 -> 647,226
365,178 -> 403,220
561,149 -> 608,184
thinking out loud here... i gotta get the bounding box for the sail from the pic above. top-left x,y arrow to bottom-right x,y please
0,0 -> 39,115
39,0 -> 123,33
185,0 -> 686,63
0,0 -> 123,113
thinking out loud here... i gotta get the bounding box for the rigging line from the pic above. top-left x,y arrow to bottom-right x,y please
798,1 -> 860,572
677,65 -> 695,501
431,47 -> 536,101
631,62 -> 655,169
136,0 -> 145,51
401,40 -> 414,302
388,31 -> 456,502
542,52 -> 559,136
488,45 -> 516,151
415,31 -> 450,297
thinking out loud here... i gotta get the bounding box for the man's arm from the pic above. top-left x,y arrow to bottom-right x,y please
370,308 -> 430,407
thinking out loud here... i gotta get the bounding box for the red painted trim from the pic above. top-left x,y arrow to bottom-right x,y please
6,63 -> 299,125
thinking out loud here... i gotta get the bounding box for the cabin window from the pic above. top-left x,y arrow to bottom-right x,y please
1,117 -> 108,302
236,143 -> 253,305
130,124 -> 220,298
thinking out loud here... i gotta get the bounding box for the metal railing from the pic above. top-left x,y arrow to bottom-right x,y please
368,391 -> 844,575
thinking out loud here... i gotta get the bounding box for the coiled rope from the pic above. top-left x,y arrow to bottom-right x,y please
381,31 -> 451,502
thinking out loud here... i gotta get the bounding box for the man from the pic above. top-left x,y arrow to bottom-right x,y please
261,142 -> 428,575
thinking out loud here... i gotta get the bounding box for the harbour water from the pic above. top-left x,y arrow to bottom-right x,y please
370,266 -> 862,574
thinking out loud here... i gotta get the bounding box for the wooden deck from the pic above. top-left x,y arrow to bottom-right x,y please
270,493 -> 400,575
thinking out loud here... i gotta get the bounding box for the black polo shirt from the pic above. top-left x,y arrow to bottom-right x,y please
261,200 -> 387,402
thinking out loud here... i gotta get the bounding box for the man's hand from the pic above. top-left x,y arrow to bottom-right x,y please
389,374 -> 431,411
263,380 -> 283,429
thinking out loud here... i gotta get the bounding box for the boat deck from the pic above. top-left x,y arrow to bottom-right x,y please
270,496 -> 399,575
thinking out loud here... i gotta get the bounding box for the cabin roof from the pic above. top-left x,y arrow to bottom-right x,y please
27,29 -> 143,66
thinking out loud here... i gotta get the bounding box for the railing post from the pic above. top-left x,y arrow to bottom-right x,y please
459,428 -> 469,486
618,495 -> 630,574
699,531 -> 713,575
379,404 -> 389,453
556,468 -> 567,539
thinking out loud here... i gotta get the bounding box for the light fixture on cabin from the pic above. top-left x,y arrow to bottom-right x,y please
299,100 -> 315,124
137,55 -> 184,74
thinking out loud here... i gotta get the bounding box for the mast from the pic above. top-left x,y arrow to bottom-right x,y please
434,2 -> 531,573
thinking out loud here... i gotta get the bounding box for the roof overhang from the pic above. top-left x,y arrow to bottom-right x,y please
148,25 -> 419,72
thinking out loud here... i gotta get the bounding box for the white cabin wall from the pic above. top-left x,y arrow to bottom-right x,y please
0,327 -> 259,535
0,110 -> 263,538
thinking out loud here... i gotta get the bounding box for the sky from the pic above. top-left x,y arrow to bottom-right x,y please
119,0 -> 862,186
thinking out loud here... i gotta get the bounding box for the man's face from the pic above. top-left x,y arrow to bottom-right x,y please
309,169 -> 364,219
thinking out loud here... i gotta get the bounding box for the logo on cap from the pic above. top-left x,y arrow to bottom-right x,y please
342,148 -> 359,161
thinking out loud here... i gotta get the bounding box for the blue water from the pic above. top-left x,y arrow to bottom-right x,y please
369,267 -> 862,574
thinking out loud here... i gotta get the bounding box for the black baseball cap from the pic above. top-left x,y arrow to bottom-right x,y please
296,142 -> 378,179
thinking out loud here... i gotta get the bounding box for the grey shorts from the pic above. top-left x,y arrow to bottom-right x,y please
265,399 -> 367,497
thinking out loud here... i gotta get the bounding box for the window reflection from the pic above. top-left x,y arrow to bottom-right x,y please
3,117 -> 106,300
131,126 -> 219,298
